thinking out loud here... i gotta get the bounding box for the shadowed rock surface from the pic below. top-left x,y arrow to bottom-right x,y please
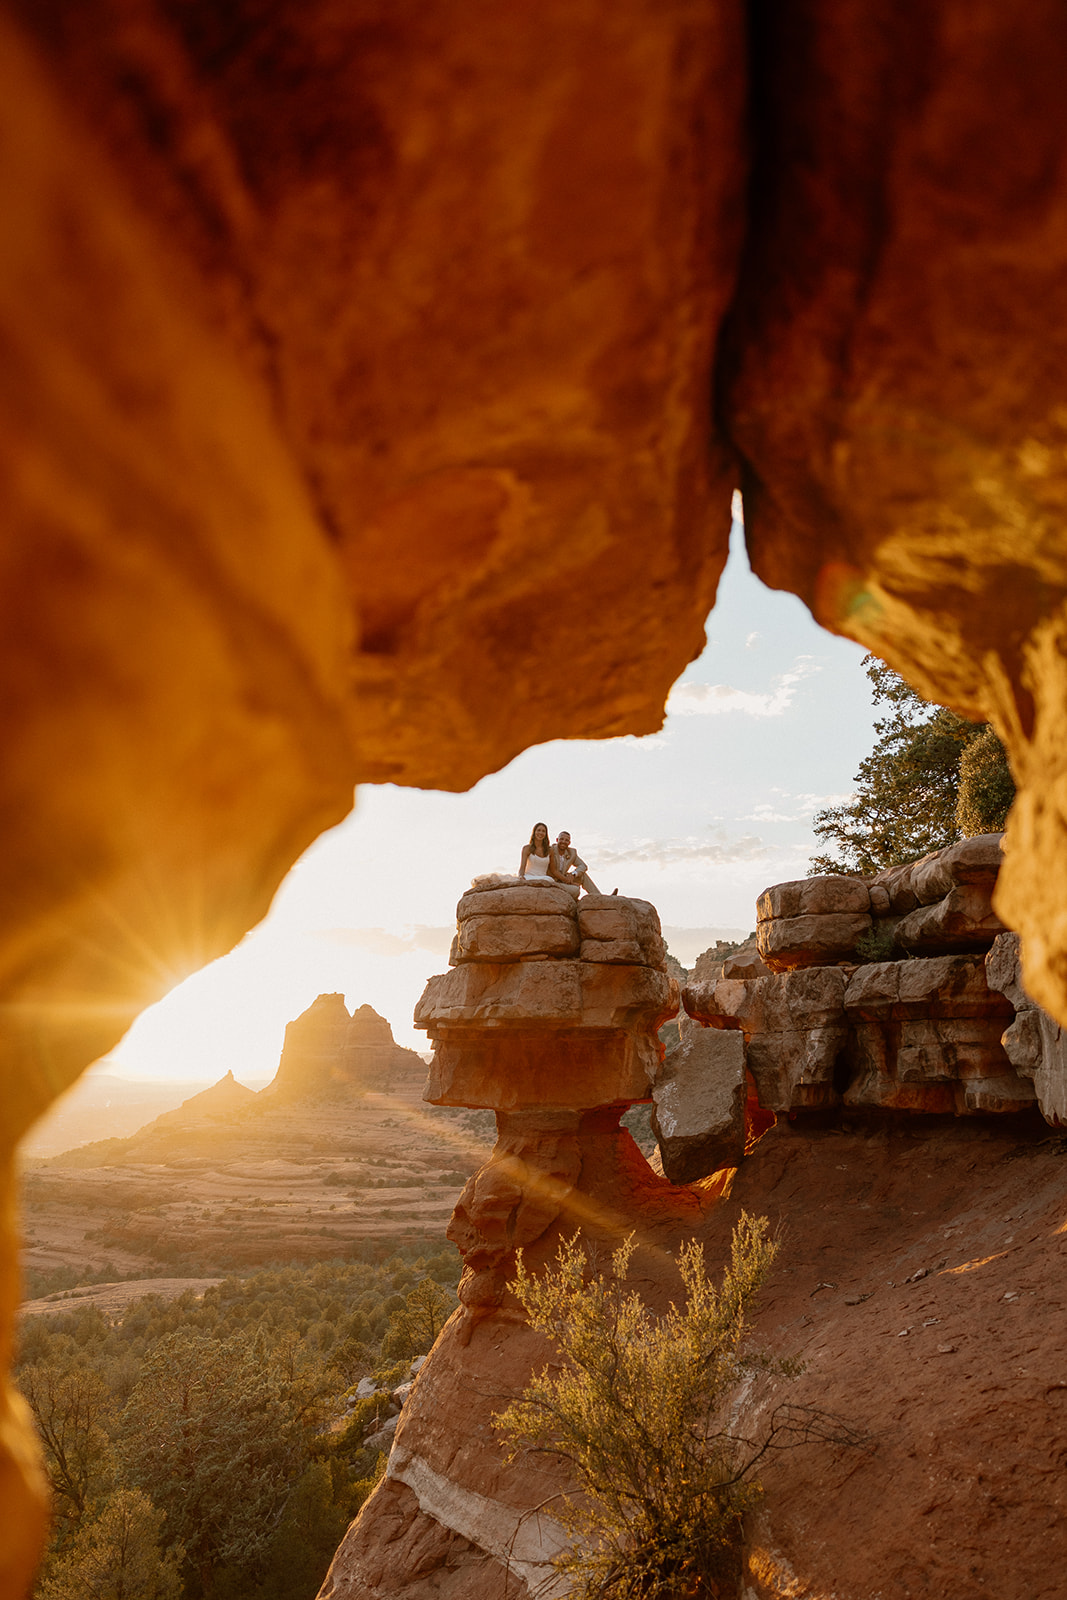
6,7 -> 1067,1588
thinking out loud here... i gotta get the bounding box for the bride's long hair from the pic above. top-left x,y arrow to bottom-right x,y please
527,821 -> 550,856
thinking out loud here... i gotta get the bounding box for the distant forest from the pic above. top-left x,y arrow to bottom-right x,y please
18,1245 -> 460,1600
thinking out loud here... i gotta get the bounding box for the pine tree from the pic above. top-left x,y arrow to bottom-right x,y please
120,1330 -> 318,1590
810,657 -> 1014,875
379,1278 -> 455,1361
36,1488 -> 183,1600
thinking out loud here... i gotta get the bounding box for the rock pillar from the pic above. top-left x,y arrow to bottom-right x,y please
318,882 -> 718,1599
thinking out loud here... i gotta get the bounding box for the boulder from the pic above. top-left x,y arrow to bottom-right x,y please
908,834 -> 1004,905
756,876 -> 871,920
685,967 -> 850,1113
453,913 -> 580,963
651,1019 -> 745,1182
578,895 -> 666,968
868,884 -> 893,917
363,1416 -> 399,1455
721,940 -> 769,980
757,912 -> 871,971
869,862 -> 921,916
457,884 -> 578,920
894,883 -> 1004,954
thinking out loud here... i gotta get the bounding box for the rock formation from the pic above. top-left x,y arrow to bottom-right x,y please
6,8 -> 1067,1588
649,1014 -> 746,1182
318,887 -> 725,1597
986,932 -> 1067,1128
686,835 -> 1063,1124
268,996 -> 424,1100
753,835 -> 1005,973
320,868 -> 1067,1599
149,1070 -> 256,1129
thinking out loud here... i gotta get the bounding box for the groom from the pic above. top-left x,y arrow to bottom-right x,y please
551,830 -> 604,897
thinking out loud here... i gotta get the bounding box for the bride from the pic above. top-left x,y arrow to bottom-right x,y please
518,821 -> 555,881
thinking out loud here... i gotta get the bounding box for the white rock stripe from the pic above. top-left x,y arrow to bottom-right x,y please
387,1445 -> 571,1598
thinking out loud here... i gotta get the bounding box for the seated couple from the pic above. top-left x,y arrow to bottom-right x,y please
518,823 -> 613,897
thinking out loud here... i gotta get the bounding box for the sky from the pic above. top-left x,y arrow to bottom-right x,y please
101,502 -> 879,1083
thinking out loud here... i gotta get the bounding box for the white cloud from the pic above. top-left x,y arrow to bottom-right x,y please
666,657 -> 821,719
740,789 -> 855,824
597,832 -> 772,867
745,631 -> 761,649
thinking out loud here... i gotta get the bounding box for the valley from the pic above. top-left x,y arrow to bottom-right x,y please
19,1003 -> 493,1295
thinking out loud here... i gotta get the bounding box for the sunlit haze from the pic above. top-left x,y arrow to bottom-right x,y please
101,511 -> 877,1082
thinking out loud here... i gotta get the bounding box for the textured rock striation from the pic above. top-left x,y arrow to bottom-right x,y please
318,887 -> 724,1599
687,835 -> 1060,1122
268,996 -> 424,1100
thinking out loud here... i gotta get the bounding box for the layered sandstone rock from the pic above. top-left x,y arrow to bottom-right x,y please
756,874 -> 872,971
685,954 -> 1035,1118
720,1 -> 1067,1038
756,837 -> 1006,975
578,894 -> 667,968
843,956 -> 1030,1115
687,966 -> 850,1114
687,837 -> 1062,1122
320,888 -> 721,1597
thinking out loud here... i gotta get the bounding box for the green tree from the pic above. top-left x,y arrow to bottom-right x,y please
497,1218 -> 864,1600
36,1488 -> 183,1600
810,657 -> 1014,874
254,1464 -> 352,1600
957,723 -> 1015,836
120,1331 -> 317,1591
379,1278 -> 455,1362
19,1359 -> 117,1533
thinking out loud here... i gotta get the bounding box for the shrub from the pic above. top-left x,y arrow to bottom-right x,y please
854,922 -> 899,964
498,1217 -> 866,1599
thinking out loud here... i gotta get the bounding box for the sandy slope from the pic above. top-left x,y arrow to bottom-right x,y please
700,1117 -> 1067,1600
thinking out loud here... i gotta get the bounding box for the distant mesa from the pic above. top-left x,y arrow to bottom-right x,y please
266,994 -> 425,1100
